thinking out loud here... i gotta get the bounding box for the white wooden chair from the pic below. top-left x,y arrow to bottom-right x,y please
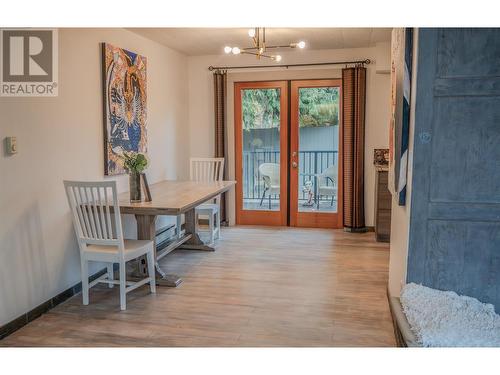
189,157 -> 225,245
258,163 -> 280,209
64,180 -> 156,311
314,165 -> 338,209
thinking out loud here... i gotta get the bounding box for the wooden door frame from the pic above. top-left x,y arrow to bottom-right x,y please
234,80 -> 289,226
289,79 -> 344,228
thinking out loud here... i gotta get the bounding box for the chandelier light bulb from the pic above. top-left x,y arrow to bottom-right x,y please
275,55 -> 282,62
224,46 -> 232,54
248,29 -> 256,38
298,41 -> 306,49
232,47 -> 241,55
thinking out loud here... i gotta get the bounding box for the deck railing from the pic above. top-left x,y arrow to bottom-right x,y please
243,150 -> 338,201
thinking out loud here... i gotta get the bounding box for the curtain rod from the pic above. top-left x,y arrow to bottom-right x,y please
208,59 -> 371,71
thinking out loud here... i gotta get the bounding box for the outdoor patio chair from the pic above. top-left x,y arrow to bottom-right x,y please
258,163 -> 280,209
315,165 -> 337,209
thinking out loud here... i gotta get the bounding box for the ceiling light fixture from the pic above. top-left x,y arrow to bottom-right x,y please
223,27 -> 306,62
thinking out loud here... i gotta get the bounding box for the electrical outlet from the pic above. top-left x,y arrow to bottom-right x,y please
5,137 -> 17,155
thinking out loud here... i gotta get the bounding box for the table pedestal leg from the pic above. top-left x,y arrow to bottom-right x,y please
135,214 -> 182,287
178,208 -> 215,251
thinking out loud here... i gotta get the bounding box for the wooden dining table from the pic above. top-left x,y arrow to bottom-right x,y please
118,180 -> 235,287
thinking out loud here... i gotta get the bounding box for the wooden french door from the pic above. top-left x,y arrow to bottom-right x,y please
235,81 -> 288,226
290,79 -> 343,228
235,79 -> 342,228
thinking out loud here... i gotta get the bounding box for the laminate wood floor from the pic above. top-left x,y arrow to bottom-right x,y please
1,226 -> 395,347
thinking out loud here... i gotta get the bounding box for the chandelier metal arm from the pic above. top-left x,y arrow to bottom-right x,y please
224,27 -> 305,61
243,44 -> 296,51
241,50 -> 275,59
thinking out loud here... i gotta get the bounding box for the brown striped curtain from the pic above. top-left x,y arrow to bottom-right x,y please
342,66 -> 367,232
214,70 -> 228,224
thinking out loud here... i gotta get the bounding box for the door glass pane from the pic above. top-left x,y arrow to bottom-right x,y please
297,87 -> 339,213
241,88 -> 281,211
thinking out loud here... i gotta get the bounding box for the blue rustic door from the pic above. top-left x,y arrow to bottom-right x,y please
407,28 -> 500,310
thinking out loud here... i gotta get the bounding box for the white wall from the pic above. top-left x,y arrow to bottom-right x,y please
0,28 -> 189,326
187,45 -> 391,226
387,30 -> 418,297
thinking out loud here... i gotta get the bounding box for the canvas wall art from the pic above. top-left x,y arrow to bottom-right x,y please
399,28 -> 413,205
388,28 -> 413,205
102,43 -> 147,175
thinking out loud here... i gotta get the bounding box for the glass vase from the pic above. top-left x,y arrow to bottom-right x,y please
129,172 -> 142,203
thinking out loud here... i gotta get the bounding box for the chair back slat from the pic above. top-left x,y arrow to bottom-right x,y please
64,181 -> 123,250
83,186 -> 98,238
89,187 -> 102,239
208,162 -> 212,182
190,157 -> 225,182
77,186 -> 92,237
72,187 -> 88,238
104,190 -> 114,239
96,186 -> 107,239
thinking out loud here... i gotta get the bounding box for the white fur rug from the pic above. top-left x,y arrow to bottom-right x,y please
400,283 -> 500,347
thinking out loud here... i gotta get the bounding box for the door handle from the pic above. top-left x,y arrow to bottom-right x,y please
292,161 -> 298,168
292,151 -> 297,157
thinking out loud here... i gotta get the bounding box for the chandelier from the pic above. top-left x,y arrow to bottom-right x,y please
224,28 -> 306,62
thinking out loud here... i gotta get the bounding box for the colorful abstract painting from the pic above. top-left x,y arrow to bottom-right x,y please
102,43 -> 147,175
388,28 -> 413,205
399,28 -> 413,205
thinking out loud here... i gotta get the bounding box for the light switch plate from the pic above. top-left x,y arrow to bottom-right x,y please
5,137 -> 17,155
